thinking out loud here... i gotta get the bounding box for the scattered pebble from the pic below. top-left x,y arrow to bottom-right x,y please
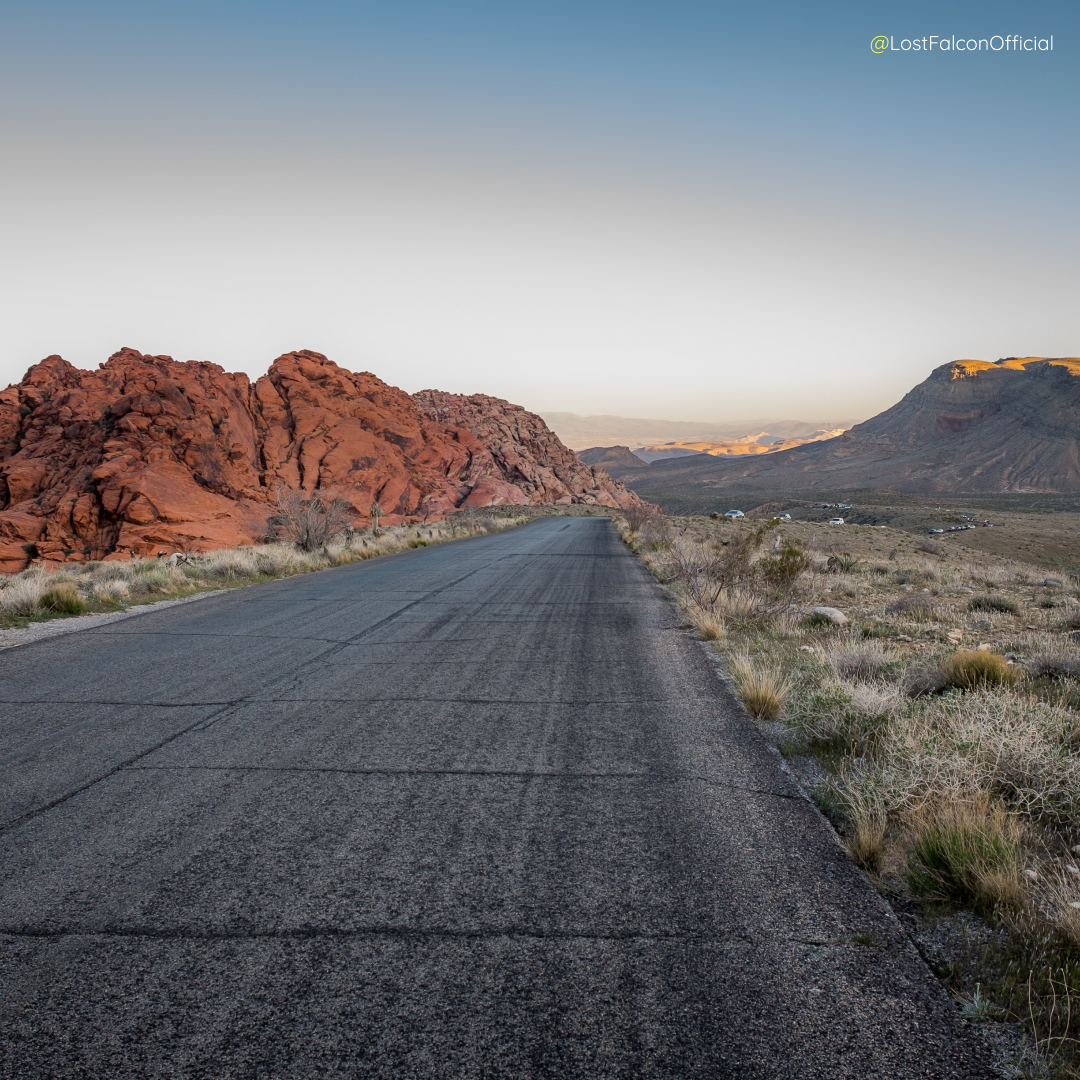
797,645 -> 815,653
1024,869 -> 1038,881
1066,865 -> 1079,875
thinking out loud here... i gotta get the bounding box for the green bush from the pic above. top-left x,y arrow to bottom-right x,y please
968,594 -> 1019,615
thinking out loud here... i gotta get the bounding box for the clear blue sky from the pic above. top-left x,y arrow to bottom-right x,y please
0,0 -> 1075,421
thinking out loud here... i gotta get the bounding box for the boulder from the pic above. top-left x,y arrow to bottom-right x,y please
811,606 -> 849,625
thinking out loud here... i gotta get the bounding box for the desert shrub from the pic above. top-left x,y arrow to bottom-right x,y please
1063,608 -> 1080,631
941,650 -> 1021,691
892,568 -> 920,585
669,521 -> 778,608
728,653 -> 790,721
1027,649 -> 1080,681
40,582 -> 86,615
267,488 -> 353,552
905,797 -> 1024,913
904,661 -> 950,698
623,502 -> 654,533
916,539 -> 945,556
0,574 -> 48,615
885,594 -> 939,620
756,541 -> 811,594
829,640 -> 889,680
969,594 -> 1019,615
786,681 -> 898,755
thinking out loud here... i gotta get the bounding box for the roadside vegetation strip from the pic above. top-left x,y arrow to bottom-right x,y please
0,511 -> 531,632
615,508 -> 1080,1077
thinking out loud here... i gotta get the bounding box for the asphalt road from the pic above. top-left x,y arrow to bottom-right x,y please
0,516 -> 990,1078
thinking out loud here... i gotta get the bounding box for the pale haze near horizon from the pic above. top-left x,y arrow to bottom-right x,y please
0,1 -> 1076,426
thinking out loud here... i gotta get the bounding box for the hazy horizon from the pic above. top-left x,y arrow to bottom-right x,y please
1,0 -> 1076,421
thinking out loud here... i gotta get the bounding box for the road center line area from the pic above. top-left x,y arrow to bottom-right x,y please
0,517 -> 990,1078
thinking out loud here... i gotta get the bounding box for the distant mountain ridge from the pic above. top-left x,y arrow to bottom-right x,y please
543,412 -> 857,452
618,357 -> 1080,499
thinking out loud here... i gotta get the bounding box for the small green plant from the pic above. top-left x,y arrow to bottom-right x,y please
409,538 -> 428,548
959,984 -> 998,1022
906,797 -> 1024,913
39,582 -> 86,615
969,594 -> 1019,615
941,649 -> 1021,690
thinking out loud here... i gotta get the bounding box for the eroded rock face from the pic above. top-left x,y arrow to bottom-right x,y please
412,391 -> 648,511
0,348 -> 650,572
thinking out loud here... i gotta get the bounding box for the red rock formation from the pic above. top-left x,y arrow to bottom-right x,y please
0,348 -> 649,573
413,390 -> 646,511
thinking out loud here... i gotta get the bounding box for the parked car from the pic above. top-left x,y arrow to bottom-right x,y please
828,517 -> 845,525
774,513 -> 791,521
929,528 -> 944,534
724,510 -> 744,518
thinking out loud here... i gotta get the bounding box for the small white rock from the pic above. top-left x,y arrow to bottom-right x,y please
1024,869 -> 1038,880
1067,865 -> 1080,875
811,606 -> 848,626
1070,902 -> 1080,910
797,645 -> 815,653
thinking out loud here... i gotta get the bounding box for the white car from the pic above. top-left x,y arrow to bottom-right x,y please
828,517 -> 844,525
774,513 -> 791,521
724,510 -> 744,518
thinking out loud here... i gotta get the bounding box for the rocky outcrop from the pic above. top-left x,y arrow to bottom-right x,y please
413,392 -> 649,511
0,348 -> 649,572
576,446 -> 649,478
620,357 -> 1080,501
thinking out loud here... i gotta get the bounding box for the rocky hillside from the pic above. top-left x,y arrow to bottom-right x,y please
0,349 -> 648,572
575,446 -> 650,478
621,357 -> 1080,501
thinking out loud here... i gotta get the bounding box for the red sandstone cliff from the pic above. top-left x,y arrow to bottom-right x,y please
0,348 -> 649,572
412,390 -> 643,512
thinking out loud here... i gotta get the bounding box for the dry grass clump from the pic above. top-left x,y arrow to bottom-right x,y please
1044,870 -> 1080,949
846,806 -> 889,874
941,649 -> 1021,691
828,639 -> 889,680
687,607 -> 725,641
1063,607 -> 1080,631
0,573 -> 49,615
904,795 -> 1025,913
728,653 -> 790,721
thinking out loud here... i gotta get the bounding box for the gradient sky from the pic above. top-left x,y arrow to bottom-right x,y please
1,0 -> 1076,423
